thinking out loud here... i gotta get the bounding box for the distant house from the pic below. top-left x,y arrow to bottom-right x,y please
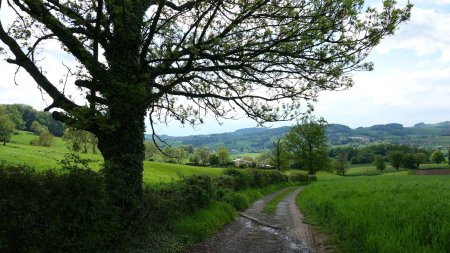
258,164 -> 274,169
233,158 -> 252,168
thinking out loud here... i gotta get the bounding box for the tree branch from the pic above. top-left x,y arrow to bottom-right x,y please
0,21 -> 79,112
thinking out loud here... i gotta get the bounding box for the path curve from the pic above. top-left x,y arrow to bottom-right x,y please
186,186 -> 330,253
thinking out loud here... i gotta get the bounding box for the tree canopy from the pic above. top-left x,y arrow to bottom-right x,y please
0,0 -> 412,210
284,115 -> 329,175
0,1 -> 411,130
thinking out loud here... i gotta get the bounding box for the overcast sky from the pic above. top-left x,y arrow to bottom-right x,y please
1,1 -> 450,136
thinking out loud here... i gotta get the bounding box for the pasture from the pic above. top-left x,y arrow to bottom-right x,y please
297,173 -> 450,253
0,131 -> 224,184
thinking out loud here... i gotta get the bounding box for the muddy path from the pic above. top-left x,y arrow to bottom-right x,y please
187,187 -> 330,253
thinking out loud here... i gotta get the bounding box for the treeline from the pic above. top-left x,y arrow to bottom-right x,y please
145,143 -> 234,167
0,104 -> 64,136
329,142 -> 448,172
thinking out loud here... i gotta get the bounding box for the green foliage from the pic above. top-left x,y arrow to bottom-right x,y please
30,130 -> 54,147
209,153 -> 220,166
62,128 -> 98,153
194,147 -> 211,166
389,151 -> 404,171
430,150 -> 445,164
284,116 -> 328,175
414,152 -> 427,168
401,153 -> 417,169
373,155 -> 386,171
350,148 -> 375,164
288,172 -> 311,183
0,163 -> 122,253
216,146 -> 230,166
223,168 -> 254,190
0,104 -> 25,130
0,113 -> 15,145
297,175 -> 450,253
270,138 -> 289,170
334,152 -> 349,175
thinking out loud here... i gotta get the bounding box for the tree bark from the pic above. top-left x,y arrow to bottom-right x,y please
97,109 -> 146,216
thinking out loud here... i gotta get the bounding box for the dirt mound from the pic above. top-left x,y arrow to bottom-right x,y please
416,169 -> 450,175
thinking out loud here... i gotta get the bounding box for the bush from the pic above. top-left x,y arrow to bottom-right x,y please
181,175 -> 215,211
215,174 -> 236,189
250,169 -> 270,187
266,170 -> 289,184
0,164 -> 121,253
222,192 -> 249,211
289,172 -> 310,183
308,175 -> 318,181
223,169 -> 253,190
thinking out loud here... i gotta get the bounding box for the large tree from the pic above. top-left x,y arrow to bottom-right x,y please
0,1 -> 411,209
284,116 -> 329,175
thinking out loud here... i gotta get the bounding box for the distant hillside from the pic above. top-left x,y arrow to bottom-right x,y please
147,122 -> 450,152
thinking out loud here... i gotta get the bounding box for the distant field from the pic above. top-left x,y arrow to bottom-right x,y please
0,131 -> 224,184
231,152 -> 261,159
298,173 -> 450,252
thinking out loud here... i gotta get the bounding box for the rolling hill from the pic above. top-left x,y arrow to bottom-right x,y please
147,122 -> 450,152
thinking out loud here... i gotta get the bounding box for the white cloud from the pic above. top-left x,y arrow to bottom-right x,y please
376,6 -> 450,63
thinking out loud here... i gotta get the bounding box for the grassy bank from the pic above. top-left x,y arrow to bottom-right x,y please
297,174 -> 450,252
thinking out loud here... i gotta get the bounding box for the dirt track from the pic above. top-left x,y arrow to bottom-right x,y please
415,169 -> 450,175
186,187 -> 330,253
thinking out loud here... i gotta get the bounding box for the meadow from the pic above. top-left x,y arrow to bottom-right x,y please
297,173 -> 450,253
0,131 -> 224,184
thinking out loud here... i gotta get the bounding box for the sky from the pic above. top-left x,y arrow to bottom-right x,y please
1,1 -> 450,136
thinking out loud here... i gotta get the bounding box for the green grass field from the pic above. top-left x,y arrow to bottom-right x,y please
297,173 -> 450,252
0,131 -> 224,184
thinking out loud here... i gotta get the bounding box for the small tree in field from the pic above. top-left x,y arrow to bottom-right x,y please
402,153 -> 417,169
389,151 -> 403,171
284,116 -> 328,175
374,155 -> 386,172
431,151 -> 445,164
414,153 -> 427,168
195,147 -> 211,166
216,147 -> 230,166
0,114 -> 15,146
335,152 -> 349,176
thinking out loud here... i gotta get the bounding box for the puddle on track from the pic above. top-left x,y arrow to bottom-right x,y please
216,216 -> 311,253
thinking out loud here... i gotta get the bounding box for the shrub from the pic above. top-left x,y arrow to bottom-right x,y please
223,168 -> 253,190
308,175 -> 318,181
222,192 -> 249,211
215,174 -> 236,189
289,172 -> 310,183
266,170 -> 289,184
250,169 -> 270,187
181,175 -> 215,211
0,164 -> 121,253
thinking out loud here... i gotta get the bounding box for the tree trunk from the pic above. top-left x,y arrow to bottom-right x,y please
97,110 -> 146,217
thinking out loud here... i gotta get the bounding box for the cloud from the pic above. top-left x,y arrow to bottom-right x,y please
375,6 -> 450,63
314,63 -> 450,128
